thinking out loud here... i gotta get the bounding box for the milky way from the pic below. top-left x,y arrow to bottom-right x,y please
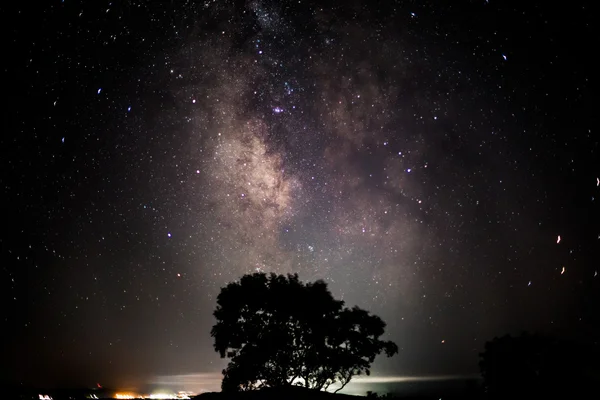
147,4 -> 443,331
3,0 -> 596,391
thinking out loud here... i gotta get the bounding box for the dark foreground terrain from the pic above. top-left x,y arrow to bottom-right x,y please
195,386 -> 481,400
197,387 -> 358,400
5,385 -> 481,400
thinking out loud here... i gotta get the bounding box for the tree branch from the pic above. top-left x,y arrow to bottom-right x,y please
333,371 -> 353,394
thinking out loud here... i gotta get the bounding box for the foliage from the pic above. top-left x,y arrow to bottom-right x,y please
211,272 -> 398,392
479,332 -> 596,398
365,391 -> 395,399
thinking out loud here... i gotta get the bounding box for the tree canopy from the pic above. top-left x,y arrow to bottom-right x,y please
211,272 -> 398,392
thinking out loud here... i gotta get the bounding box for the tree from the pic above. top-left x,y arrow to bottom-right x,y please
479,332 -> 596,399
211,272 -> 398,392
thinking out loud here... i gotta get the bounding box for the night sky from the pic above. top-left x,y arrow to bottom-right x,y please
3,0 -> 597,393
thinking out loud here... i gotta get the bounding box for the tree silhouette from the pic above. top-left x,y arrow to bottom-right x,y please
211,272 -> 398,392
479,332 -> 596,398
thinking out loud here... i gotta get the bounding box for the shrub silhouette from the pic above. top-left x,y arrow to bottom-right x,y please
479,332 -> 596,398
211,272 -> 398,392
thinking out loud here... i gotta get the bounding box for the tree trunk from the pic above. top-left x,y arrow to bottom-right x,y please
333,373 -> 352,394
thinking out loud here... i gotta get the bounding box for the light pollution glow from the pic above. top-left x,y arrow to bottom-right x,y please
148,373 -> 479,395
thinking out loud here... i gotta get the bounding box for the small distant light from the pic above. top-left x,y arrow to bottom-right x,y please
97,88 -> 102,94
167,233 -> 172,238
177,273 -> 181,277
196,169 -> 200,174
127,106 -> 131,112
407,168 -> 412,173
192,99 -> 196,103
502,54 -> 507,61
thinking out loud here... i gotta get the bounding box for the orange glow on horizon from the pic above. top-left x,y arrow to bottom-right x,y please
113,392 -> 191,399
115,393 -> 137,399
